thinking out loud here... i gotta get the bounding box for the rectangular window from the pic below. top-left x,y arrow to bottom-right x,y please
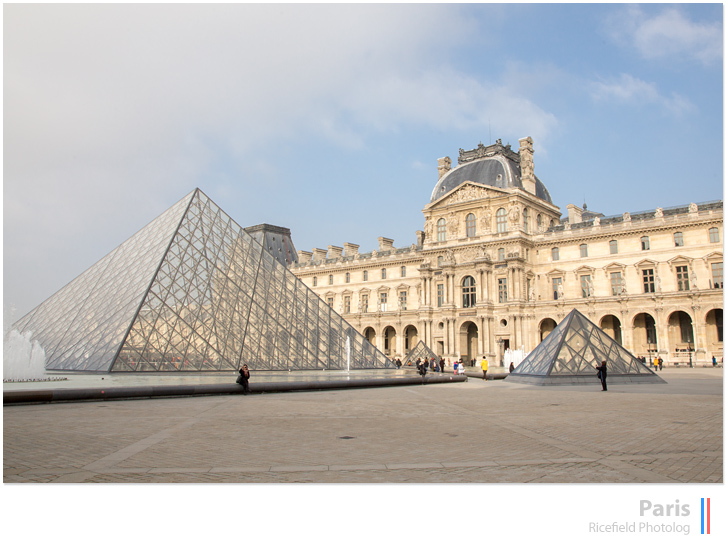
643,269 -> 655,293
401,266 -> 406,277
581,275 -> 592,297
437,284 -> 444,307
709,227 -> 720,243
361,294 -> 368,313
674,232 -> 684,247
610,272 -> 623,296
498,248 -> 505,261
552,277 -> 562,300
580,243 -> 588,258
498,278 -> 508,303
552,247 -> 559,261
381,268 -> 386,280
329,275 -> 333,285
327,297 -> 334,309
676,265 -> 690,291
399,291 -> 407,311
363,271 -> 368,282
345,272 -> 350,283
641,236 -> 650,251
379,292 -> 388,312
343,296 -> 350,314
609,240 -> 618,254
712,262 -> 723,289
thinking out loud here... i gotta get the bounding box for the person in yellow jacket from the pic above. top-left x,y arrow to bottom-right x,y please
481,356 -> 488,381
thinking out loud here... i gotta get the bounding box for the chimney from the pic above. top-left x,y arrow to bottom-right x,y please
298,251 -> 313,263
518,137 -> 536,195
416,230 -> 424,247
327,245 -> 343,259
566,204 -> 583,224
378,237 -> 394,252
437,156 -> 452,179
312,248 -> 328,262
343,242 -> 360,257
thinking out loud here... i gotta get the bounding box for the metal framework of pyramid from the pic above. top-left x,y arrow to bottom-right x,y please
507,309 -> 665,385
12,189 -> 395,373
401,340 -> 441,368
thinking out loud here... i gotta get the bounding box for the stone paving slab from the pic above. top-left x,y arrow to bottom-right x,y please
3,369 -> 722,483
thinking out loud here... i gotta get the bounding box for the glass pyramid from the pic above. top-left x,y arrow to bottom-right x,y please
507,309 -> 665,385
401,340 -> 441,368
12,189 -> 395,373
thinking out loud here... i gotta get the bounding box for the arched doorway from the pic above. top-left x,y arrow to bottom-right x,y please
600,315 -> 622,345
539,318 -> 557,342
382,326 -> 396,357
459,321 -> 479,366
403,325 -> 418,355
633,313 -> 658,364
705,308 -> 723,355
668,311 -> 694,364
363,327 -> 376,348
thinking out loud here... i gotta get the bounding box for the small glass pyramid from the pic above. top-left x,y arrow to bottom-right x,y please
12,189 -> 395,372
401,340 -> 441,368
507,309 -> 665,385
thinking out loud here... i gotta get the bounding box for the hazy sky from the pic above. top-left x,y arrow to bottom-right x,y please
4,3 -> 723,320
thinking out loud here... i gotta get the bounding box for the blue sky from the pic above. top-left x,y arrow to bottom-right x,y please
4,3 -> 723,320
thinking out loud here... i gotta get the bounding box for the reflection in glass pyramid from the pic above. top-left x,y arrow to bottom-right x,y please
401,341 -> 441,368
507,309 -> 665,386
12,189 -> 395,372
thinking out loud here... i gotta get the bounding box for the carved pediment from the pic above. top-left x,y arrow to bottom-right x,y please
436,183 -> 497,207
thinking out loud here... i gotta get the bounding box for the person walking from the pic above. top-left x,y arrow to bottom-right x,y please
712,355 -> 717,368
595,360 -> 607,391
509,362 -> 515,373
423,358 -> 429,374
481,356 -> 488,381
440,357 -> 445,373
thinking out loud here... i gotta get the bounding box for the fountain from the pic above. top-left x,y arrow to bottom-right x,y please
3,329 -> 48,382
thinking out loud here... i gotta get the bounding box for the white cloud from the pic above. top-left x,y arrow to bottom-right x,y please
605,6 -> 723,65
3,3 -> 561,315
590,73 -> 695,116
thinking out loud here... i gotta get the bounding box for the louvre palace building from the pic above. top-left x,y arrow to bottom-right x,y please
289,137 -> 723,371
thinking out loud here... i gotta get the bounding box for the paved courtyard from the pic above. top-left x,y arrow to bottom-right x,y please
3,369 -> 722,483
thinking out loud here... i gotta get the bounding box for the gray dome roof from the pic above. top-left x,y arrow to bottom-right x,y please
430,155 -> 552,204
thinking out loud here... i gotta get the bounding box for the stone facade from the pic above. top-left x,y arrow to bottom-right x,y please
290,139 -> 723,372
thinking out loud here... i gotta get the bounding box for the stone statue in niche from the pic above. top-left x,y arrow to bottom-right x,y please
508,205 -> 520,222
448,216 -> 459,238
481,209 -> 492,232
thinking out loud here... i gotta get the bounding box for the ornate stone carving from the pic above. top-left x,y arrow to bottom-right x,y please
508,205 -> 520,222
623,212 -> 631,222
460,247 -> 478,262
445,249 -> 456,265
481,209 -> 492,232
447,215 -> 459,238
655,207 -> 664,219
689,203 -> 698,213
440,184 -> 490,206
593,217 -> 600,226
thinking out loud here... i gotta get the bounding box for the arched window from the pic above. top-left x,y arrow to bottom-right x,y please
641,236 -> 650,250
329,274 -> 334,285
609,240 -> 618,254
313,276 -> 317,287
381,268 -> 387,280
465,213 -> 476,237
401,266 -> 406,277
523,208 -> 529,233
709,227 -> 720,243
496,208 -> 507,233
674,232 -> 684,247
363,270 -> 368,282
437,256 -> 443,267
462,276 -> 476,308
345,272 -> 350,283
580,243 -> 588,258
498,248 -> 505,261
537,214 -> 543,231
437,218 -> 447,242
552,247 -> 559,261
